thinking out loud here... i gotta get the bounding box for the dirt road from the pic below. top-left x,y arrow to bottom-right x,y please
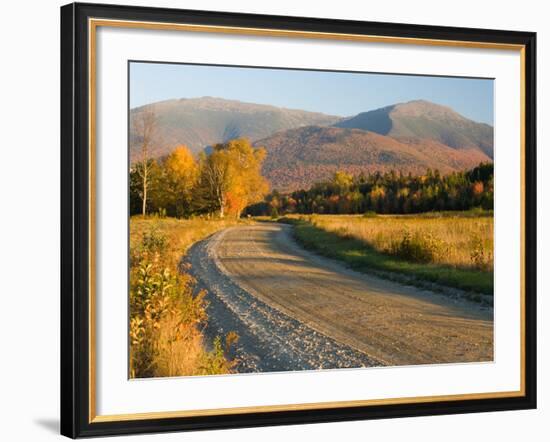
187,223 -> 493,372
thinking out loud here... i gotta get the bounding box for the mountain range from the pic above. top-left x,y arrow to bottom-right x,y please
130,97 -> 339,158
130,97 -> 493,191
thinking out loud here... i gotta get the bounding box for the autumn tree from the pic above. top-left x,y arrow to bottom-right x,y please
131,110 -> 158,216
129,160 -> 162,215
225,140 -> 269,218
195,138 -> 269,218
162,145 -> 198,217
332,170 -> 354,194
195,149 -> 232,217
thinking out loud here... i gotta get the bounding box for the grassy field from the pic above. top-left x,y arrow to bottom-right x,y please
129,216 -> 241,378
130,216 -> 241,268
281,212 -> 493,296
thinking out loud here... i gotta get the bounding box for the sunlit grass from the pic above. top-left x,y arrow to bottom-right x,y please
129,216 -> 241,378
130,216 -> 241,268
280,212 -> 493,296
307,213 -> 493,271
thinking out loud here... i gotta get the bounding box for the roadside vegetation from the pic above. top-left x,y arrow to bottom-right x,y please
280,212 -> 493,296
129,217 -> 241,378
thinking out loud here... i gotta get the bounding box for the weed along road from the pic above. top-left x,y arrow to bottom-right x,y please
187,223 -> 493,372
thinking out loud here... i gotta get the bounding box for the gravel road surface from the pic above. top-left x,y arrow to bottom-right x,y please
187,223 -> 493,372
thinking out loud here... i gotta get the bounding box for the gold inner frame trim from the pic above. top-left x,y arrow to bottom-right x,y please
88,17 -> 527,424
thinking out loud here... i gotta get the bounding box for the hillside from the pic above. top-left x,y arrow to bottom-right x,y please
335,100 -> 494,158
130,97 -> 340,161
256,126 -> 491,191
130,97 -> 494,192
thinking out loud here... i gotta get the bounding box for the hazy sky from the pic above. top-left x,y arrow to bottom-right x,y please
130,62 -> 494,125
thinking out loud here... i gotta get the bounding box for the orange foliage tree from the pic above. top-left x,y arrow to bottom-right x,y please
196,138 -> 269,218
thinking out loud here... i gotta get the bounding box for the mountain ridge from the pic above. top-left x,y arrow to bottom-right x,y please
130,97 -> 494,191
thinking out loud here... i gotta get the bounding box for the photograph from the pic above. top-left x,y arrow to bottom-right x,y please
128,62 -> 495,379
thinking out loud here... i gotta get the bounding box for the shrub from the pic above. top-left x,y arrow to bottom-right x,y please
470,236 -> 493,271
141,227 -> 167,255
388,231 -> 444,263
363,211 -> 377,218
129,226 -> 237,378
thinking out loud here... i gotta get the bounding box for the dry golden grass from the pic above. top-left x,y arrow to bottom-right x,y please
130,216 -> 241,268
129,216 -> 241,378
303,213 -> 493,271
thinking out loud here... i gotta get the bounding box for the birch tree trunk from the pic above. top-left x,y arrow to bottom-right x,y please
132,110 -> 156,217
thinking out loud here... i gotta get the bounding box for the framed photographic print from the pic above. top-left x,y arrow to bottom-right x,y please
60,2 -> 537,438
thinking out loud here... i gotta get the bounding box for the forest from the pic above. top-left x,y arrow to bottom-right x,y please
245,163 -> 494,217
131,141 -> 493,220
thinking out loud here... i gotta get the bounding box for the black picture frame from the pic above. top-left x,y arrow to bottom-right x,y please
61,2 -> 537,438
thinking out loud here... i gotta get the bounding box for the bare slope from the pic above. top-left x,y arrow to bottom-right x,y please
335,100 -> 494,158
130,97 -> 340,161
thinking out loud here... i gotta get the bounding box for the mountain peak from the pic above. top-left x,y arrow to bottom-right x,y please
335,100 -> 493,157
392,99 -> 462,119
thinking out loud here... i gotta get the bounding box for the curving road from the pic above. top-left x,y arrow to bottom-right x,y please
187,223 -> 493,373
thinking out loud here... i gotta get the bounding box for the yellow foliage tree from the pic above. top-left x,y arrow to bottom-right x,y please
196,138 -> 269,218
332,170 -> 354,191
163,145 -> 198,217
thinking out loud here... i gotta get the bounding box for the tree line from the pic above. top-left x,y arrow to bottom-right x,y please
245,163 -> 494,217
130,111 -> 268,218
